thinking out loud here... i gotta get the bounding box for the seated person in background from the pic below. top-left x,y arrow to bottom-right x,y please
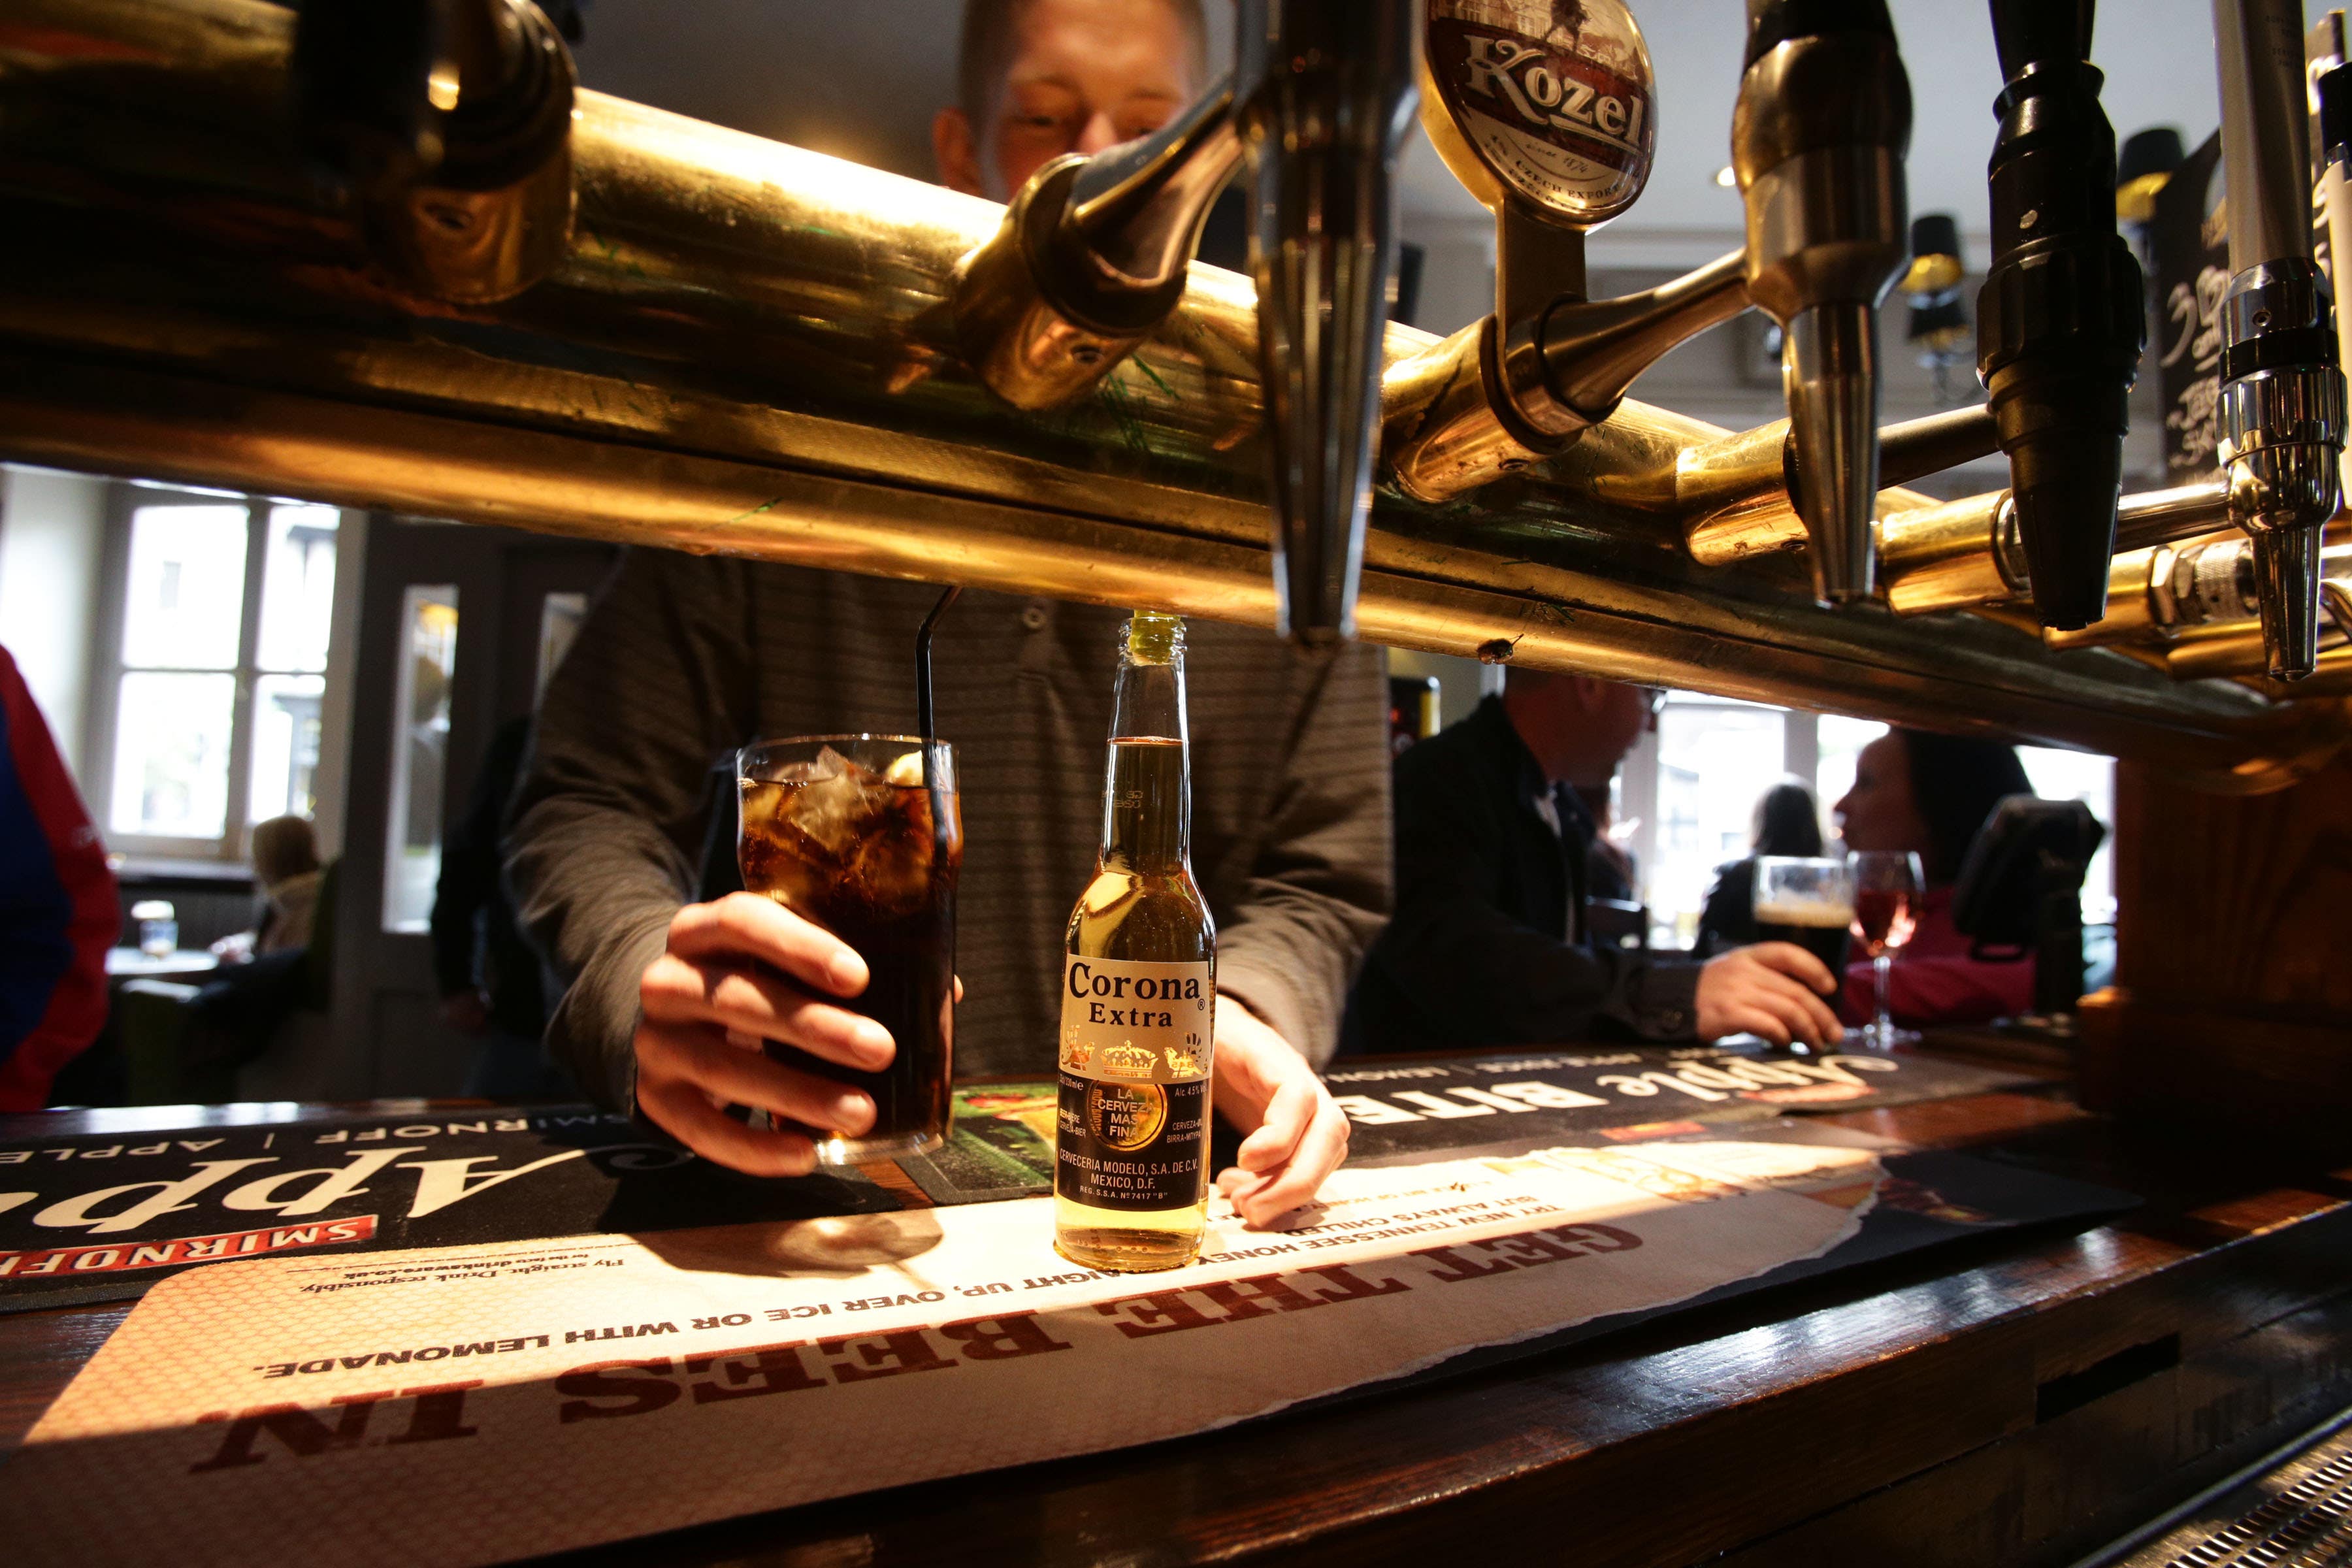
1345,670 -> 1843,1054
188,815 -> 335,1081
1573,777 -> 1637,904
210,814 -> 324,962
0,642 -> 115,1109
1695,777 -> 1825,955
1831,728 -> 2036,1028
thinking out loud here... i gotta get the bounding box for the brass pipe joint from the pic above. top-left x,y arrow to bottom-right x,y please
953,84 -> 1241,412
293,0 -> 578,304
1682,404 -> 1999,568
2050,525 -> 2352,666
1382,252 -> 1751,504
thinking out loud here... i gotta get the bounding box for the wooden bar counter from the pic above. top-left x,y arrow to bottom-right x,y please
5,1053 -> 2349,1567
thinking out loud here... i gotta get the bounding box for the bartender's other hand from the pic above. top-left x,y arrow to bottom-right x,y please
1695,943 -> 1843,1050
1210,999 -> 1350,1228
634,893 -> 892,1176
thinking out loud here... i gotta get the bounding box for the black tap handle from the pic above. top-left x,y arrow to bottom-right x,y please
1743,0 -> 1893,65
1975,0 -> 2145,632
2321,60 -> 2352,173
1989,0 -> 2091,78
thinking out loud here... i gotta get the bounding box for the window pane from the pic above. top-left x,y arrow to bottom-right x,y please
1815,715 -> 1886,832
122,504 -> 249,669
248,672 -> 327,826
109,671 -> 235,840
1646,705 -> 1788,948
2018,748 -> 2118,923
384,585 -> 459,933
537,590 -> 587,697
255,506 -> 340,672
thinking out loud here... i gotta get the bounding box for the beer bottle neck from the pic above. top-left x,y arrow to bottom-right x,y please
1102,621 -> 1191,874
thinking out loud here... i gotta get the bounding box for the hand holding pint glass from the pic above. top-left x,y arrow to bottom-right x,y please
1683,854 -> 1852,1052
1752,855 -> 1856,972
630,735 -> 960,1175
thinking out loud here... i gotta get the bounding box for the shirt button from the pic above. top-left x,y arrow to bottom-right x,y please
1020,604 -> 1049,632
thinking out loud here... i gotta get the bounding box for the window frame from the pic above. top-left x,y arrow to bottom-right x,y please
85,482 -> 344,866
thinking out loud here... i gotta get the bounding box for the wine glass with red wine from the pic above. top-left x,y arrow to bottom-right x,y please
1850,850 -> 1922,1049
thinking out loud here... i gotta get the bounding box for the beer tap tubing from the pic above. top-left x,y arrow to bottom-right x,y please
2210,0 -> 2347,680
1976,0 -> 2147,632
1731,0 -> 1912,606
1235,0 -> 1419,645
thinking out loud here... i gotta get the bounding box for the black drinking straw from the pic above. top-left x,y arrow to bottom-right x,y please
916,585 -> 962,840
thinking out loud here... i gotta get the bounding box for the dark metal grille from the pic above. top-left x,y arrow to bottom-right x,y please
2164,1433 -> 2352,1568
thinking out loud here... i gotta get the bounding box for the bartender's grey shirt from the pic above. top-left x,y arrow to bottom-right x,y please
504,551 -> 1393,1111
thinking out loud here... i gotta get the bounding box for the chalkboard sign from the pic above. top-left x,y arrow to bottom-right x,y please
2150,132 -> 2230,485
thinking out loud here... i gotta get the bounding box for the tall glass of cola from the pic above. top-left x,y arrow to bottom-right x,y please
738,734 -> 961,1162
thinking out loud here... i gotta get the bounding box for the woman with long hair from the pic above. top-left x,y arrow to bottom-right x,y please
1829,728 -> 2040,1029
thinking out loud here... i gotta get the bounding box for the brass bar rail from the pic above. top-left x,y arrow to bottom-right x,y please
0,0 -> 2341,789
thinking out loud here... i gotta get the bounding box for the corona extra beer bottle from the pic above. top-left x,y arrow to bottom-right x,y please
1054,611 -> 1217,1271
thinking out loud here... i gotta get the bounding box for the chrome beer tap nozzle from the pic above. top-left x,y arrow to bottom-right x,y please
953,82 -> 1242,412
1731,0 -> 1912,606
1236,0 -> 1420,645
2211,0 -> 2347,681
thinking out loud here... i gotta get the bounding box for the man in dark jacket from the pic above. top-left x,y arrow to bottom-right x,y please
434,715 -> 571,1098
1347,672 -> 1844,1054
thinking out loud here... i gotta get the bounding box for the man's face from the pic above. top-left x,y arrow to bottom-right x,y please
934,0 -> 1200,199
1586,680 -> 1653,768
1505,674 -> 1649,785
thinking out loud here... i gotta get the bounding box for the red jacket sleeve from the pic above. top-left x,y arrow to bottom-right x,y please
0,646 -> 117,1109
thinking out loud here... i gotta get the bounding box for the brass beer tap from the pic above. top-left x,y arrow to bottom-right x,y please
1384,0 -> 1751,507
1730,0 -> 1913,605
955,3 -> 1417,645
952,84 -> 1243,412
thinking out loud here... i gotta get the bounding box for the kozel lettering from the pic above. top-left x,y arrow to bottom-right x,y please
1456,33 -> 1644,154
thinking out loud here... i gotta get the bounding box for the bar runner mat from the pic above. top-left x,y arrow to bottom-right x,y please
0,1046 -> 2034,1311
0,1120 -> 2128,1567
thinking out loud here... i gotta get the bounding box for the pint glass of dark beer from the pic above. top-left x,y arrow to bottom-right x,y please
1751,855 -> 1855,973
738,735 -> 960,1162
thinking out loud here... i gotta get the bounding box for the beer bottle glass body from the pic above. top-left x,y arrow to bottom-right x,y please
1054,613 -> 1217,1272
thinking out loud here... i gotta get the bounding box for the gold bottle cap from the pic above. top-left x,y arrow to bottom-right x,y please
1125,610 -> 1184,664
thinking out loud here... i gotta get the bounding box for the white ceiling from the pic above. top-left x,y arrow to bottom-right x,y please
576,0 -> 2285,269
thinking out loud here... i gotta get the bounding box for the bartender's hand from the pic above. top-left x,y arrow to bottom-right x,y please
1695,943 -> 1844,1050
634,893 -> 893,1176
1209,998 -> 1350,1229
